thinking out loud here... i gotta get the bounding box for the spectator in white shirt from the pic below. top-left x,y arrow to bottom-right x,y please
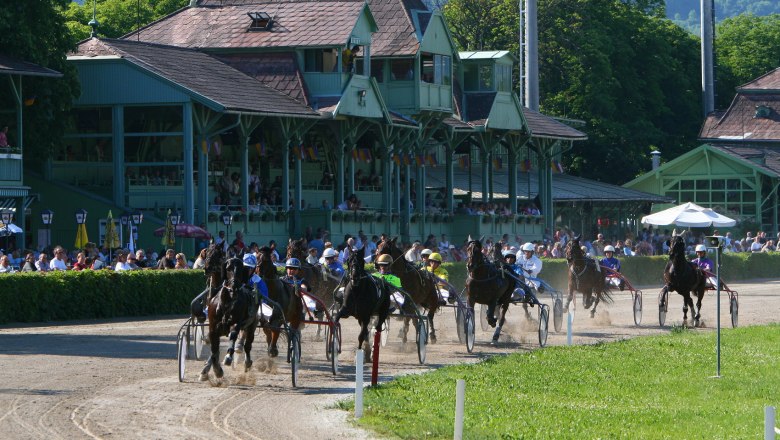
50,247 -> 68,271
404,241 -> 423,263
115,251 -> 132,271
438,234 -> 451,251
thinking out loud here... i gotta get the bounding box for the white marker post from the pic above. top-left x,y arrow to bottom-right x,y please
355,349 -> 364,418
765,406 -> 776,440
454,379 -> 465,440
567,308 -> 573,346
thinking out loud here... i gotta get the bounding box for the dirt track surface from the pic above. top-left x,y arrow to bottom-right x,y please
2,279 -> 778,439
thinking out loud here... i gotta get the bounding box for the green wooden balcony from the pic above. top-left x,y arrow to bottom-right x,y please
0,149 -> 23,186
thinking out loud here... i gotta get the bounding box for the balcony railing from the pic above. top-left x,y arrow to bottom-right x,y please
0,148 -> 23,184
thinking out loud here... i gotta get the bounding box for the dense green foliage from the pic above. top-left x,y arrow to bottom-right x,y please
714,14 -> 780,108
63,0 -> 189,40
345,324 -> 780,439
0,270 -> 205,324
667,0 -> 780,34
0,0 -> 80,158
444,0 -> 702,184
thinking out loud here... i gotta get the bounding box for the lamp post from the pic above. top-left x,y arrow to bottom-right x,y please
131,210 -> 143,251
75,209 -> 87,225
120,212 -> 129,247
41,209 -> 54,248
168,209 -> 181,251
221,209 -> 233,246
0,210 -> 13,250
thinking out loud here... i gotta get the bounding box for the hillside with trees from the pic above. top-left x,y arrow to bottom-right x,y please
667,0 -> 780,34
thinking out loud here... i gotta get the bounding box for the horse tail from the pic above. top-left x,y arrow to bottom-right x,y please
598,287 -> 614,305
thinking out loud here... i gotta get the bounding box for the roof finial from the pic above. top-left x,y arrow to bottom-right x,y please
88,0 -> 99,38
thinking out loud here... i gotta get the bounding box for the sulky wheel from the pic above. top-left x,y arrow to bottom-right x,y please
465,308 -> 475,353
730,295 -> 738,328
326,324 -> 341,375
538,305 -> 549,347
658,289 -> 668,327
455,305 -> 466,343
416,319 -> 428,364
633,291 -> 643,326
177,331 -> 187,382
194,324 -> 205,360
553,298 -> 563,333
289,329 -> 301,388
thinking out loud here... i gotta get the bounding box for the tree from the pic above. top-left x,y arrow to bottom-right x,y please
714,14 -> 780,109
64,0 -> 189,40
0,0 -> 80,159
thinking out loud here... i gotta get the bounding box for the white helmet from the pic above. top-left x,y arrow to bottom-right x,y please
322,248 -> 338,258
604,245 -> 615,253
502,250 -> 516,258
521,242 -> 535,252
695,244 -> 707,253
421,248 -> 433,257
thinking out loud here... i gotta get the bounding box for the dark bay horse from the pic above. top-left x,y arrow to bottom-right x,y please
375,237 -> 440,343
465,238 -> 515,343
287,238 -> 340,308
191,243 -> 225,321
564,236 -> 612,317
199,255 -> 258,381
334,246 -> 391,360
662,231 -> 707,326
257,246 -> 303,357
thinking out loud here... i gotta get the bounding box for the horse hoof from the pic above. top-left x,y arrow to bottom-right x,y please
590,310 -> 596,318
490,338 -> 498,346
268,347 -> 279,358
223,355 -> 233,366
199,373 -> 209,382
487,319 -> 497,328
245,360 -> 253,372
429,334 -> 437,344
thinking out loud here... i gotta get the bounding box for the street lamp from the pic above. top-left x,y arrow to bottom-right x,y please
0,210 -> 12,226
41,209 -> 54,248
221,209 -> 233,243
131,210 -> 143,250
169,209 -> 182,226
75,208 -> 88,225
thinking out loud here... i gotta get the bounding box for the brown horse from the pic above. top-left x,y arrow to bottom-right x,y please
334,246 -> 391,360
375,237 -> 440,343
564,236 -> 612,317
191,243 -> 225,321
257,246 -> 303,357
199,255 -> 258,381
662,231 -> 707,326
286,237 -> 340,308
465,238 -> 515,343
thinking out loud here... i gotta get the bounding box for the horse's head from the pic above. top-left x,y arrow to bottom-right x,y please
488,240 -> 503,263
346,246 -> 366,281
565,235 -> 583,263
287,237 -> 307,260
668,231 -> 687,260
204,243 -> 225,285
466,238 -> 485,273
256,246 -> 278,278
376,237 -> 402,262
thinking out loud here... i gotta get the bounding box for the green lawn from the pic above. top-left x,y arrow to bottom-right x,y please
340,324 -> 780,439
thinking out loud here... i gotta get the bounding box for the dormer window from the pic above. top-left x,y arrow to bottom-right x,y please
247,12 -> 273,31
755,105 -> 772,119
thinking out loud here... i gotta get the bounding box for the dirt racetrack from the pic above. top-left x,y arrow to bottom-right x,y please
1,279 -> 778,439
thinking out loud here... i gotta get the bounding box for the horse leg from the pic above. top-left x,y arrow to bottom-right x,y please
491,302 -> 510,344
399,317 -> 410,343
210,327 -> 224,379
199,327 -> 217,381
243,325 -> 255,372
427,309 -> 437,344
486,301 -> 498,328
358,320 -> 372,362
694,291 -> 704,326
224,325 -> 238,366
590,290 -> 600,318
563,288 -> 574,313
681,293 -> 692,327
265,328 -> 280,358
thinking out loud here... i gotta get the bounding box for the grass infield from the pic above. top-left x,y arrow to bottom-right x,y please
340,324 -> 780,439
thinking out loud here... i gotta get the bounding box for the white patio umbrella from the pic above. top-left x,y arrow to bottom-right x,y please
0,223 -> 23,234
641,202 -> 736,228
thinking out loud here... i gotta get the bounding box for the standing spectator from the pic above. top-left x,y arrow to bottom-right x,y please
0,125 -> 10,148
50,247 -> 68,271
438,234 -> 451,250
157,249 -> 176,269
174,253 -> 189,269
21,252 -> 36,272
750,236 -> 763,253
309,232 -> 325,257
423,234 -> 437,249
306,248 -> 319,265
339,237 -> 355,263
232,231 -> 246,252
72,252 -> 88,271
268,240 -> 280,262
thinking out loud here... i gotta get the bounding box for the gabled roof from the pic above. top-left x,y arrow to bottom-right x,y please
126,0 -> 372,50
0,54 -> 62,78
737,67 -> 780,92
214,52 -> 310,105
70,38 -> 318,117
522,107 -> 587,141
368,0 -> 425,57
699,93 -> 780,142
426,166 -> 672,203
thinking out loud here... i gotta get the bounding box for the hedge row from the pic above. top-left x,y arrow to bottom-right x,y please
1,253 -> 777,324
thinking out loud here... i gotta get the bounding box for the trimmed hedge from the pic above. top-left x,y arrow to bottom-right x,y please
0,270 -> 205,324
1,253 -> 777,325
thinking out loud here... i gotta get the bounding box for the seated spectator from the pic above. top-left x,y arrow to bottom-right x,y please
114,252 -> 132,271
21,252 -> 36,272
174,253 -> 189,269
346,194 -> 362,211
157,249 -> 176,269
193,248 -> 207,269
761,240 -> 776,253
126,253 -> 140,270
135,249 -> 149,268
50,247 -> 68,271
72,252 -> 88,271
0,255 -> 14,273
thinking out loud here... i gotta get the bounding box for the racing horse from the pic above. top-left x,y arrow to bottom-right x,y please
199,254 -> 258,381
256,246 -> 303,357
662,230 -> 707,326
191,243 -> 225,321
375,237 -> 440,343
464,237 -> 515,344
564,236 -> 612,317
286,237 -> 340,308
333,246 -> 391,361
